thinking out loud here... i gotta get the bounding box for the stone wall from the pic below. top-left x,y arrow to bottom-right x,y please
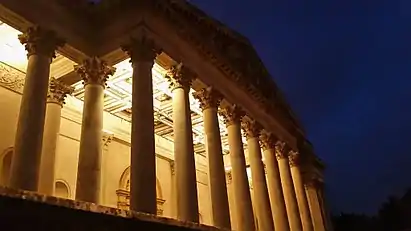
0,186 -> 223,231
0,61 -> 212,224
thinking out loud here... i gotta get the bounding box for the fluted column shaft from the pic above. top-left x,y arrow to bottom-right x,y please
38,78 -> 73,195
260,133 -> 290,231
167,64 -> 199,222
220,106 -> 255,231
10,27 -> 64,191
317,184 -> 333,231
75,57 -> 115,203
276,144 -> 303,231
242,119 -> 274,231
305,180 -> 326,231
122,37 -> 159,214
289,152 -> 314,231
193,88 -> 230,229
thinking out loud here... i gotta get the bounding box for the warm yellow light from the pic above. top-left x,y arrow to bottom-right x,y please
0,23 -> 27,72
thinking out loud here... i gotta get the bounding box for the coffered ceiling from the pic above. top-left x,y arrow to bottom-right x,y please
0,21 -> 247,156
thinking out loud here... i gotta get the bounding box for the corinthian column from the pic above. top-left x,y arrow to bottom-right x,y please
10,27 -> 64,191
276,143 -> 303,231
242,118 -> 274,231
38,77 -> 73,195
289,151 -> 314,231
305,177 -> 326,231
260,132 -> 290,231
74,57 -> 115,203
122,36 -> 159,214
193,87 -> 230,229
219,106 -> 255,231
166,63 -> 199,223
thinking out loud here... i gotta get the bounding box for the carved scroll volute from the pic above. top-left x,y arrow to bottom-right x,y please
241,118 -> 262,140
18,26 -> 65,59
259,132 -> 277,151
74,57 -> 116,87
165,63 -> 195,91
47,77 -> 74,106
275,141 -> 290,160
288,150 -> 301,168
192,87 -> 223,111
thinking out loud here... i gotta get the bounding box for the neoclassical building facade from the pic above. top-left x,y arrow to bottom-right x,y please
0,1 -> 332,231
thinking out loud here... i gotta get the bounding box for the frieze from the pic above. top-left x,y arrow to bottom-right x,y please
151,1 -> 299,135
0,62 -> 25,93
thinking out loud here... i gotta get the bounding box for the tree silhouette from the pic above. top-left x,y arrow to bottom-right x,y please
333,188 -> 411,231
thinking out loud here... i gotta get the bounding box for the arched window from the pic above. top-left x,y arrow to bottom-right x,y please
55,180 -> 70,199
116,166 -> 165,215
0,147 -> 13,186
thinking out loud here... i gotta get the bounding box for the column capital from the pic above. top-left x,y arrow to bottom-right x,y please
121,35 -> 160,63
102,132 -> 113,148
219,104 -> 245,127
275,141 -> 291,160
47,77 -> 74,106
74,57 -> 116,87
192,87 -> 222,111
18,26 -> 65,59
288,150 -> 301,168
241,118 -> 262,139
165,63 -> 195,91
259,132 -> 277,151
304,174 -> 320,189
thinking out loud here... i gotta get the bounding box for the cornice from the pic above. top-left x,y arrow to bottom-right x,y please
0,0 -> 305,149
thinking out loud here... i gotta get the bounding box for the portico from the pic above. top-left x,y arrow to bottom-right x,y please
0,1 -> 331,231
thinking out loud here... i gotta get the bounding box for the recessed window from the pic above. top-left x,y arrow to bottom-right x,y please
55,181 -> 70,198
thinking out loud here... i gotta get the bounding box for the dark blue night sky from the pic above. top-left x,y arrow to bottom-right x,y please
189,0 -> 411,214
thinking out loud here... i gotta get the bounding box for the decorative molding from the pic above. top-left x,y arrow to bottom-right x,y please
288,150 -> 300,168
259,132 -> 277,151
192,87 -> 222,111
275,141 -> 290,160
47,77 -> 74,106
0,62 -> 25,93
74,57 -> 116,87
152,1 -> 300,135
121,34 -> 161,63
218,104 -> 245,127
165,63 -> 195,91
18,26 -> 65,58
102,132 -> 113,149
241,117 -> 262,140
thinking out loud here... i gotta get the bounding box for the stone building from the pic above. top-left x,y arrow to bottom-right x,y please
0,0 -> 332,230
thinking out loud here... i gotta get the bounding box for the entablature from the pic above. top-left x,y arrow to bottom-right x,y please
0,0 -> 305,150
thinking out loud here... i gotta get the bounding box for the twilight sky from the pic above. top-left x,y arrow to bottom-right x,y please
189,0 -> 411,214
